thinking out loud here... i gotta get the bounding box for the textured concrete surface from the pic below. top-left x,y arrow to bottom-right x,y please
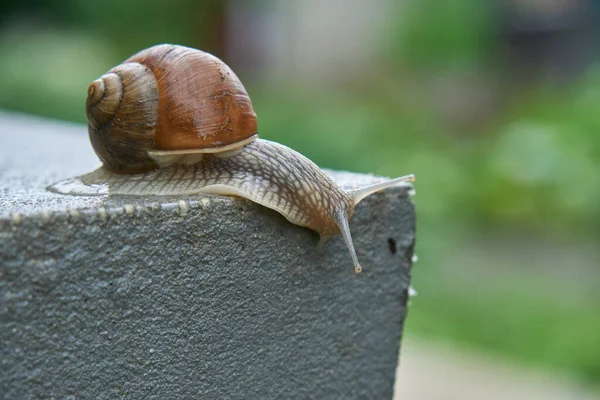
0,112 -> 416,399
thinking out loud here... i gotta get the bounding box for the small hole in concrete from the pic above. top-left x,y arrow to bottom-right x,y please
387,238 -> 397,254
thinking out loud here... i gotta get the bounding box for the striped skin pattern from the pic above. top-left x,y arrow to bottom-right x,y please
51,139 -> 354,237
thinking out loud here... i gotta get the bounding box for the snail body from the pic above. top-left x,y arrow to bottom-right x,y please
49,44 -> 415,273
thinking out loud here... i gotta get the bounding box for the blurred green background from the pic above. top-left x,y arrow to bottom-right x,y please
1,0 -> 599,389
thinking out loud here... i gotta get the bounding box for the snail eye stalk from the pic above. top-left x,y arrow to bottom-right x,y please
348,174 -> 415,206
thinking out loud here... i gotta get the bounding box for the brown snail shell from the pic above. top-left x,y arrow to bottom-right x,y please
86,44 -> 258,174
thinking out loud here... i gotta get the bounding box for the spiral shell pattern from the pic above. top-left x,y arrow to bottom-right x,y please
86,62 -> 159,173
84,44 -> 258,174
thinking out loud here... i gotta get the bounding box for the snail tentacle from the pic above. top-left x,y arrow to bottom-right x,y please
348,174 -> 415,206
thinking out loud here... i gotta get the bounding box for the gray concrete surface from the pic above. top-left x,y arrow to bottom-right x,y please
0,112 -> 416,399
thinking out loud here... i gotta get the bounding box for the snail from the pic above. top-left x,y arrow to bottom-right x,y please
48,44 -> 415,273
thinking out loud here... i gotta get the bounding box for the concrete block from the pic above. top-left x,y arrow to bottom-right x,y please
0,112 -> 416,399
